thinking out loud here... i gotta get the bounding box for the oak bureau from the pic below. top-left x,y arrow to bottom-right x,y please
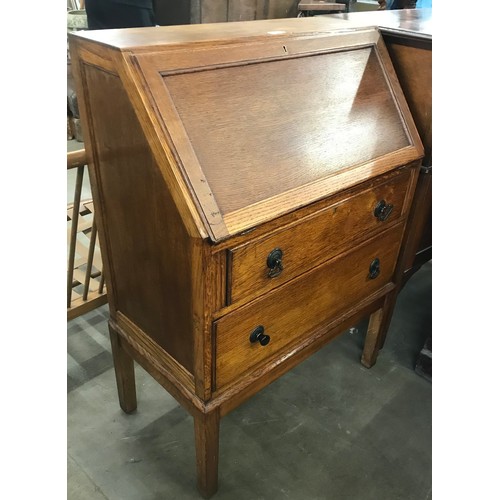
69,17 -> 424,497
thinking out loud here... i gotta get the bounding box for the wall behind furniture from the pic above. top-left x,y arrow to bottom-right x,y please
153,0 -> 192,25
154,0 -> 298,25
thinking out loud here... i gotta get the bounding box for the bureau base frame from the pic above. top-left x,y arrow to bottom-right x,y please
109,292 -> 392,497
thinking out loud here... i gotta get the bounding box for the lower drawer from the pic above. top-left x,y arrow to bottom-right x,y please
214,223 -> 405,390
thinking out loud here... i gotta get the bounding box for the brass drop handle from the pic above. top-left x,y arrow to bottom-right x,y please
249,325 -> 270,346
374,200 -> 394,221
368,258 -> 381,279
267,248 -> 283,278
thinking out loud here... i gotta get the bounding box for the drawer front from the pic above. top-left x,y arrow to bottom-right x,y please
228,168 -> 411,305
215,224 -> 404,390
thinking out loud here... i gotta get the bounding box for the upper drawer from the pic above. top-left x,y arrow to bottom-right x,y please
227,168 -> 411,305
215,223 -> 405,391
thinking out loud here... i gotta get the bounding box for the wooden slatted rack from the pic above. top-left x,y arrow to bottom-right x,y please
67,148 -> 107,320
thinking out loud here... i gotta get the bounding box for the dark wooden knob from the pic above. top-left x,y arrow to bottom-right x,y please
368,258 -> 380,279
249,325 -> 270,346
374,200 -> 394,221
267,248 -> 283,278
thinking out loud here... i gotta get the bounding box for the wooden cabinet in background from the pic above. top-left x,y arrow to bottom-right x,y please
69,17 -> 423,497
382,11 -> 432,280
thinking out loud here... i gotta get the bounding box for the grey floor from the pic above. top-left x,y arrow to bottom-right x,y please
67,259 -> 432,500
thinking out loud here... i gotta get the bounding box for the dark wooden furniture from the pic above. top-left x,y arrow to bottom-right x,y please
381,10 -> 432,281
69,18 -> 423,497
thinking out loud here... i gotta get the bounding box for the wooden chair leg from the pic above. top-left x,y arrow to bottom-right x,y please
109,324 -> 137,413
194,409 -> 220,498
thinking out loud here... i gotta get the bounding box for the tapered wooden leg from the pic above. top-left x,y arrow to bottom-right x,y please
361,307 -> 385,368
194,409 -> 220,498
377,293 -> 398,351
109,323 -> 137,413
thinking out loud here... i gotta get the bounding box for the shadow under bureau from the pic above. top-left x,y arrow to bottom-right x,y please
69,18 -> 424,497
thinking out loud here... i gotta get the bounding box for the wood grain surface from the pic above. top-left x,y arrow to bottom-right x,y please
215,223 -> 405,389
165,47 -> 408,216
228,167 -> 411,305
68,18 -> 426,496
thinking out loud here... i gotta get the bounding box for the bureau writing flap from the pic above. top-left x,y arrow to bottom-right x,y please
131,27 -> 423,241
71,22 -> 423,242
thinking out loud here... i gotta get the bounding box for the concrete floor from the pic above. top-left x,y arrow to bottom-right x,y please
67,261 -> 432,499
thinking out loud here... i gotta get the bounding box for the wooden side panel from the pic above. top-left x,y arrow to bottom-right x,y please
82,65 -> 196,374
402,169 -> 432,273
385,36 -> 432,165
383,34 -> 432,278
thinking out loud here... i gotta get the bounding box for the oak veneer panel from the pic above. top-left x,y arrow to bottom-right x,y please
165,47 -> 409,216
83,65 -> 195,373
